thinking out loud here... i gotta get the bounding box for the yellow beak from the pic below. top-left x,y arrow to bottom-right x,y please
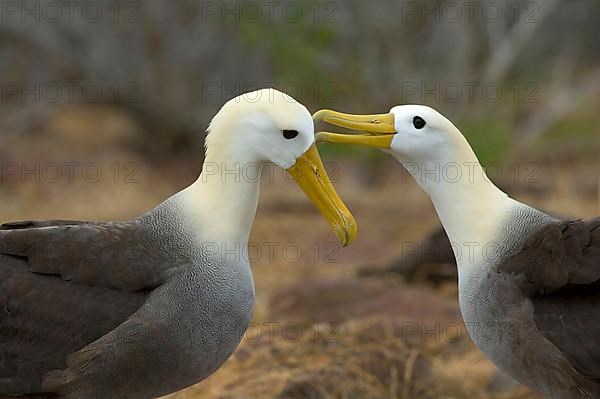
287,144 -> 357,247
313,110 -> 396,149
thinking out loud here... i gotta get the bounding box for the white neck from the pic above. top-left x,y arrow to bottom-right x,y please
395,141 -> 515,269
176,141 -> 262,247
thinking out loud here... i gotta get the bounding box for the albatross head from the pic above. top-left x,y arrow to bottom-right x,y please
200,88 -> 357,246
314,104 -> 513,258
207,88 -> 317,170
314,105 -> 472,165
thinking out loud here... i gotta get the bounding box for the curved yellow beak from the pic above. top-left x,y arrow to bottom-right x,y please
313,109 -> 396,149
287,144 -> 357,247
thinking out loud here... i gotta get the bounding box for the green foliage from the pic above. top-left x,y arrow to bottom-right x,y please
543,105 -> 599,141
457,117 -> 512,167
237,0 -> 337,106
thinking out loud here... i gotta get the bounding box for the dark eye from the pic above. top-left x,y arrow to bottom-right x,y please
282,130 -> 299,139
413,116 -> 426,129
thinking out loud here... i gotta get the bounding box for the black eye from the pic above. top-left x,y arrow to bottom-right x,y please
282,130 -> 299,139
413,116 -> 426,129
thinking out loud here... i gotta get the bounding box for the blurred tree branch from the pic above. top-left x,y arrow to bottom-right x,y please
0,0 -> 597,157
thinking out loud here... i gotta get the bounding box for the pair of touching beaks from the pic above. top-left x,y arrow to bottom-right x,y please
289,109 -> 396,249
313,109 -> 397,149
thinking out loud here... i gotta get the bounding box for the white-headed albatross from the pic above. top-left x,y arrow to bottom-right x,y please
314,106 -> 600,399
0,88 -> 356,399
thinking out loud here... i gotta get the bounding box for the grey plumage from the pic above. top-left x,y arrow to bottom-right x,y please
462,203 -> 600,399
0,198 -> 255,398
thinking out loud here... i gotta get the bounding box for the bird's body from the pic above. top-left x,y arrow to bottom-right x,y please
0,189 -> 255,399
315,105 -> 600,398
0,89 -> 356,399
459,202 -> 600,398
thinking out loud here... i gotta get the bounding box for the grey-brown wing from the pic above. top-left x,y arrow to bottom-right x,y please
500,217 -> 600,381
0,219 -> 174,291
0,254 -> 147,394
0,219 -> 173,394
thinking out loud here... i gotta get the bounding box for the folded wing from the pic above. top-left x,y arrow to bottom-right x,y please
0,219 -> 173,394
500,217 -> 600,382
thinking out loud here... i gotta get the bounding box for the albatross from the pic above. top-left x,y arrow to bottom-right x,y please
314,106 -> 600,399
0,88 -> 356,399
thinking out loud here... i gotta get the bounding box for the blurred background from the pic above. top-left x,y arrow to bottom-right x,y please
1,0 -> 599,398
